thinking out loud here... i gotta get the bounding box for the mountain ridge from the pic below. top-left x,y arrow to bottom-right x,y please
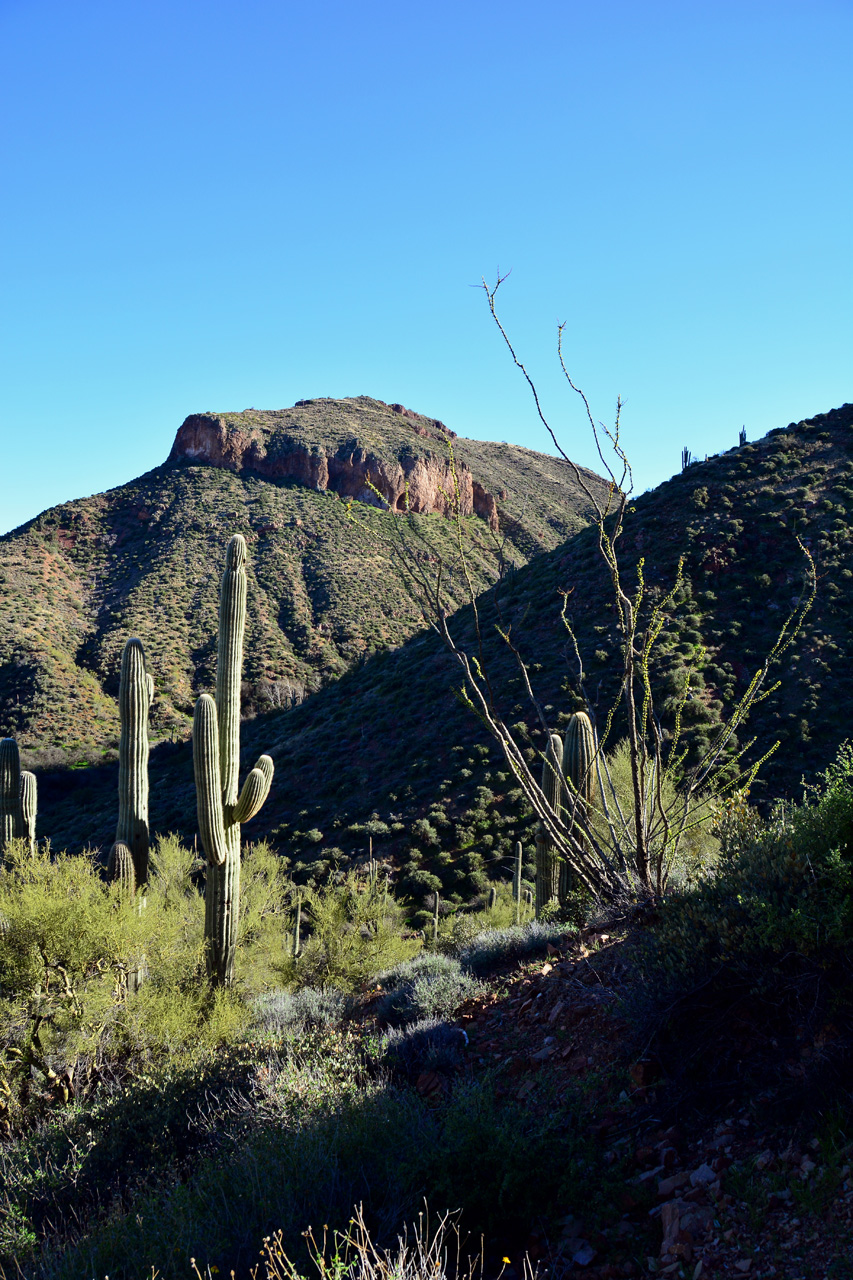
0,395 -> 609,768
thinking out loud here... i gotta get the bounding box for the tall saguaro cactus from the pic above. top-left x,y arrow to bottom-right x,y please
110,637 -> 153,891
0,738 -> 37,857
560,711 -> 597,904
535,732 -> 563,917
193,535 -> 274,986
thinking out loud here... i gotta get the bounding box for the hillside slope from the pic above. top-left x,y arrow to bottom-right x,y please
37,404 -> 853,889
0,396 -> 607,765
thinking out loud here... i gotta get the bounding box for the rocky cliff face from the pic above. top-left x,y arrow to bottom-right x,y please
169,404 -> 500,529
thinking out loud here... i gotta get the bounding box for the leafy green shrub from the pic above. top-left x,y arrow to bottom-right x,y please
644,743 -> 853,994
284,873 -> 419,993
0,836 -> 250,1124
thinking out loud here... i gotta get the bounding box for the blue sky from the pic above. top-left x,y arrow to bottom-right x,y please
1,0 -> 850,534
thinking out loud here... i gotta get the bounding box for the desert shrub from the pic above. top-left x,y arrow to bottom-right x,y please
374,954 -> 480,1025
644,742 -> 853,995
597,740 -> 720,887
457,922 -> 578,976
285,873 -> 420,992
379,1017 -> 468,1077
252,986 -> 350,1036
0,837 -> 249,1125
21,1032 -> 595,1280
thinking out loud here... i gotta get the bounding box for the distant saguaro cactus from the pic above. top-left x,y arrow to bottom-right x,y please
0,738 -> 36,857
535,732 -> 563,917
560,711 -> 597,904
110,637 -> 152,891
512,839 -> 523,924
193,535 -> 274,986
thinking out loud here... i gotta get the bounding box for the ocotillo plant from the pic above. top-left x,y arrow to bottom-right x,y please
0,738 -> 37,857
111,637 -> 153,891
560,712 -> 596,904
512,840 -> 523,925
193,535 -> 274,986
535,732 -> 563,917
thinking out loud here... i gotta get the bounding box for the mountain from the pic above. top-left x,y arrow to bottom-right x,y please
31,402 -> 853,908
0,395 -> 608,768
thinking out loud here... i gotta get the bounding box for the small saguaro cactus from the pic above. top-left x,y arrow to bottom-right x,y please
293,892 -> 302,959
193,535 -> 274,986
110,637 -> 153,891
487,885 -> 497,911
535,732 -> 563,917
0,738 -> 37,857
433,891 -> 440,945
560,711 -> 597,904
512,840 -> 523,924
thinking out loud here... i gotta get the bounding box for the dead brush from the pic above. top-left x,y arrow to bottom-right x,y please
191,1202 -> 536,1280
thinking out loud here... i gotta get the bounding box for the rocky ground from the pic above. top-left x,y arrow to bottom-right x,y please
451,933 -> 853,1280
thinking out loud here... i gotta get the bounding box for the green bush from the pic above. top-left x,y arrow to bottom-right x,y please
644,742 -> 853,992
0,836 -> 249,1126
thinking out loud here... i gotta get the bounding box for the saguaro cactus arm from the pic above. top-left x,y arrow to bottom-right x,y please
107,840 -> 136,896
20,772 -> 37,855
563,711 -> 596,807
232,755 -> 274,824
193,694 -> 228,867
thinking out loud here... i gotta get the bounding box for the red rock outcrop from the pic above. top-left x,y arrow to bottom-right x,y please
169,413 -> 500,530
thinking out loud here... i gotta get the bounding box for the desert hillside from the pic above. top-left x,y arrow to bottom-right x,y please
0,395 -> 608,765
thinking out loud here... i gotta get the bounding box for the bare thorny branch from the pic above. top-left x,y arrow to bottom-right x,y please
347,279 -> 816,905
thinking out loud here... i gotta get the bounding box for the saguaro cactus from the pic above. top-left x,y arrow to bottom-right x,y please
535,732 -> 563,917
560,711 -> 596,904
193,535 -> 274,986
112,637 -> 152,889
512,839 -> 523,924
0,739 -> 36,857
20,770 -> 37,856
0,738 -> 22,854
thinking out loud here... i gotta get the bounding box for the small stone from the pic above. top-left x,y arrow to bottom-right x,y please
690,1163 -> 717,1188
572,1243 -> 597,1266
735,1260 -> 752,1273
658,1172 -> 690,1198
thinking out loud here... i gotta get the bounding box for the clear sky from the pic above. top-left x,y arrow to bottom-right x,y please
1,0 -> 850,535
